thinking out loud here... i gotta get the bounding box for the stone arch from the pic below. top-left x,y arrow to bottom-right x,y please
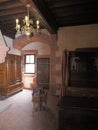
13,33 -> 56,50
22,42 -> 51,56
13,33 -> 59,94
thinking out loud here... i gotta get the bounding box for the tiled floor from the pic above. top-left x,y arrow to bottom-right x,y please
0,89 -> 59,130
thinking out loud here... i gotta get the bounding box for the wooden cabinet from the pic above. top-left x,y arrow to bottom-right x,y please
58,96 -> 98,130
0,54 -> 22,96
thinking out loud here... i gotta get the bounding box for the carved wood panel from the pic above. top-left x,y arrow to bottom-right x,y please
68,50 -> 98,87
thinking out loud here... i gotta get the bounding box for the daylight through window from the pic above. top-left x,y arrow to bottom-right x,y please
25,54 -> 35,74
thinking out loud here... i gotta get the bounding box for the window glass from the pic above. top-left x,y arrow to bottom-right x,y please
25,54 -> 35,74
25,64 -> 35,73
30,55 -> 34,63
26,55 -> 30,63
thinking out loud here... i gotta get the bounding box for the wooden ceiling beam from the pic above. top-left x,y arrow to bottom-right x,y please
0,13 -> 26,22
51,2 -> 98,14
47,0 -> 97,8
0,7 -> 26,16
0,0 -> 23,10
56,13 -> 98,27
0,0 -> 10,3
51,4 -> 98,20
0,24 -> 16,38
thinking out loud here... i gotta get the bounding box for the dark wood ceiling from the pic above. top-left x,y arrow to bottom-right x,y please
0,0 -> 98,39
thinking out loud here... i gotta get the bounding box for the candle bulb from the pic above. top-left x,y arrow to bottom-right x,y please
25,16 -> 28,21
36,20 -> 39,25
17,24 -> 20,29
16,19 -> 19,24
25,16 -> 29,26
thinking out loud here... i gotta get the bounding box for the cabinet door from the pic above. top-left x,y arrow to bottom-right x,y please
37,58 -> 50,89
0,64 -> 6,86
6,55 -> 16,85
15,55 -> 21,82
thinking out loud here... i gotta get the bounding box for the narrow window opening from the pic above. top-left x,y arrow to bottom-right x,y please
25,54 -> 35,74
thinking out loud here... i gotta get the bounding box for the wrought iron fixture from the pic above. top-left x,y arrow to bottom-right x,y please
15,4 -> 40,36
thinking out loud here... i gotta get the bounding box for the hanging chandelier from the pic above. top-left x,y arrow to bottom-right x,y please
15,4 -> 40,36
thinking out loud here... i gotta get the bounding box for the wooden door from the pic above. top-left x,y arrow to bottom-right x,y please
37,58 -> 50,89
